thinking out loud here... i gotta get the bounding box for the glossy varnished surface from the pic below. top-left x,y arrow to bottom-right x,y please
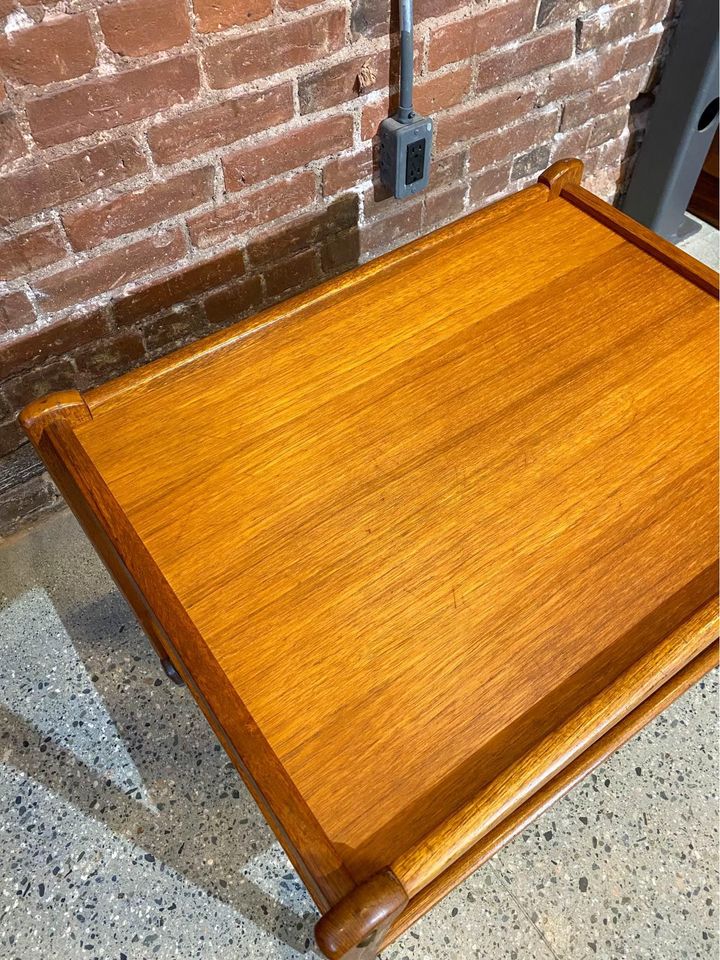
57,185 -> 718,886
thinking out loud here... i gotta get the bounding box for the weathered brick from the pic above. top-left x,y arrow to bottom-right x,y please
320,226 -> 360,274
435,87 -> 536,153
99,0 -> 190,56
0,309 -> 108,381
550,124 -> 592,161
3,358 -> 76,410
429,0 -> 536,71
113,247 -> 247,325
35,230 -> 187,313
511,143 -> 552,180
589,107 -> 628,148
142,304 -> 208,354
622,31 -> 663,71
27,55 -> 200,148
0,418 -> 24,459
147,84 -> 293,164
475,26 -> 574,91
204,9 -> 345,88
264,248 -> 319,298
577,1 -> 643,51
0,139 -> 146,225
538,46 -> 626,105
0,14 -> 95,85
0,471 -> 60,538
469,161 -> 513,206
247,194 -> 359,267
280,0 -> 323,8
299,49 -> 388,115
188,171 -> 317,249
194,0 -> 272,33
0,291 -> 35,334
535,0 -> 603,26
224,115 -> 353,191
63,167 -> 215,251
469,110 -> 559,172
0,223 -> 67,281
361,64 -> 472,140
561,68 -> 645,129
323,147 -> 373,196
424,184 -> 466,227
0,110 -> 25,165
360,200 -> 423,255
73,331 -> 146,386
428,151 -> 466,191
203,275 -> 264,327
351,0 -> 463,38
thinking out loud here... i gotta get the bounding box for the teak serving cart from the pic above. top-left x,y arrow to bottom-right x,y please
21,161 -> 719,959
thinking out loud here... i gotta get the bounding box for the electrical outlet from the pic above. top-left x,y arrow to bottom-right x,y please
379,114 -> 433,199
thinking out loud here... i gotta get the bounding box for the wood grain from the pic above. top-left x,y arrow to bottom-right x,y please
20,162 -> 719,959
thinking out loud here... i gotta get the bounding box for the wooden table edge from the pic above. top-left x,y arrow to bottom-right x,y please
18,160 -> 720,960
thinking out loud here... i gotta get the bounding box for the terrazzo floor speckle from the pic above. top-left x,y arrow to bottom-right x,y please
1,223 -> 718,960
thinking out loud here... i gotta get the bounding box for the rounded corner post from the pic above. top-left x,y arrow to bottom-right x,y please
19,389 -> 93,447
314,869 -> 409,960
538,158 -> 584,198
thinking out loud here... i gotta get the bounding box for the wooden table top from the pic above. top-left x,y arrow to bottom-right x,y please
22,162 -> 719,956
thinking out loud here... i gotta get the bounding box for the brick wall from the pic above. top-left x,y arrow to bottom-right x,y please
0,0 -> 674,535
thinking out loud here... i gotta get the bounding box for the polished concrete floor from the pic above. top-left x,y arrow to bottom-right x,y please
0,222 -> 718,960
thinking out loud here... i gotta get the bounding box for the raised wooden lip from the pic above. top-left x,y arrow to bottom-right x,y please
18,161 -> 720,960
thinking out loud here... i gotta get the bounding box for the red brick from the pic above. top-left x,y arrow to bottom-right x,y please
320,226 -> 360,274
622,32 -> 663,71
188,171 -> 316,249
64,167 -> 215,251
224,115 -> 353,191
35,230 -> 186,313
113,247 -> 247,325
0,110 -> 25,165
194,0 -> 272,33
0,291 -> 35,334
3,358 -> 76,409
204,9 -> 345,89
511,142 -> 552,180
351,0 -> 463,39
142,304 -> 208,354
535,0 -> 604,27
469,110 -> 559,172
27,55 -> 200,148
550,123 -> 592,162
300,49 -> 386,114
469,162 -> 513,206
561,68 -> 644,129
0,223 -> 67,281
589,107 -> 627,148
475,27 -> 574,91
148,83 -> 293,164
0,472 -> 61,535
203,275 -> 263,326
0,139 -> 146,225
435,87 -> 535,153
323,146 -> 373,196
99,0 -> 190,56
424,184 -> 466,227
577,1 -> 643,51
0,309 -> 108,381
264,248 -> 319,298
361,64 -> 472,140
429,151 -> 466,191
0,0 -> 18,16
247,194 -> 359,266
429,0 -> 536,71
360,200 -> 422,255
538,46 -> 626,105
643,0 -> 671,26
280,0 -> 322,8
0,14 -> 95,85
73,331 -> 146,386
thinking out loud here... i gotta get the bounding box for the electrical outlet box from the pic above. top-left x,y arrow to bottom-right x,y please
379,114 -> 433,199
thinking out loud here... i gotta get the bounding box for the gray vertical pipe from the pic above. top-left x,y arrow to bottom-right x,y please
398,0 -> 414,122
